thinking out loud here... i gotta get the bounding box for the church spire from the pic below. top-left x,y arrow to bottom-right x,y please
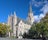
14,11 -> 17,17
8,15 -> 9,18
11,12 -> 13,16
27,1 -> 34,25
29,1 -> 32,13
28,1 -> 33,16
14,11 -> 16,15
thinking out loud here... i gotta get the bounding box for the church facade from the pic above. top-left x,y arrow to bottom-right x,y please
7,3 -> 34,38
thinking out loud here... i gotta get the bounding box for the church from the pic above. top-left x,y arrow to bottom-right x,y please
7,2 -> 34,38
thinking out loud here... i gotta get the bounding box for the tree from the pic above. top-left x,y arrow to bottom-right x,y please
40,13 -> 48,38
23,13 -> 48,39
34,13 -> 48,39
23,24 -> 38,39
0,23 -> 10,37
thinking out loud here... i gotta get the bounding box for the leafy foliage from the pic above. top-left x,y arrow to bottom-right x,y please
0,23 -> 10,37
23,13 -> 48,39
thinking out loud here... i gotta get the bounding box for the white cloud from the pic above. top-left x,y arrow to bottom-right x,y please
33,0 -> 48,22
32,0 -> 43,7
34,2 -> 43,7
44,0 -> 48,4
34,15 -> 40,22
34,13 -> 44,22
39,13 -> 45,19
40,4 -> 48,14
32,0 -> 48,7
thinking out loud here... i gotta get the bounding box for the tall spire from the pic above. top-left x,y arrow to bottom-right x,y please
14,11 -> 17,17
14,11 -> 16,15
11,12 -> 13,16
29,1 -> 32,13
27,1 -> 34,25
13,11 -> 17,18
8,15 -> 9,18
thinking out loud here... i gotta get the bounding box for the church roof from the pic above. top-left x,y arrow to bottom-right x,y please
16,17 -> 31,26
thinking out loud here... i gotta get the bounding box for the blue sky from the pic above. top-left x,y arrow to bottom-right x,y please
0,0 -> 48,23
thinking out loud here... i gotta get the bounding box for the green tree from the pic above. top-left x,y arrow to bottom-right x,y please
23,24 -> 38,39
23,13 -> 48,39
35,13 -> 48,38
40,13 -> 48,38
0,23 -> 10,37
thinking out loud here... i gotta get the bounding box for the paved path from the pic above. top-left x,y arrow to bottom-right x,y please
0,38 -> 42,40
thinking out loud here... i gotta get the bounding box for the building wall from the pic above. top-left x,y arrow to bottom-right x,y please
18,20 -> 24,37
17,20 -> 31,38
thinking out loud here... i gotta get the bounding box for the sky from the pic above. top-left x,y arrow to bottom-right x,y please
0,0 -> 48,23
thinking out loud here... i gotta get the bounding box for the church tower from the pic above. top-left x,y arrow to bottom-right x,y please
7,12 -> 17,37
13,11 -> 17,37
27,1 -> 34,25
13,11 -> 17,25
